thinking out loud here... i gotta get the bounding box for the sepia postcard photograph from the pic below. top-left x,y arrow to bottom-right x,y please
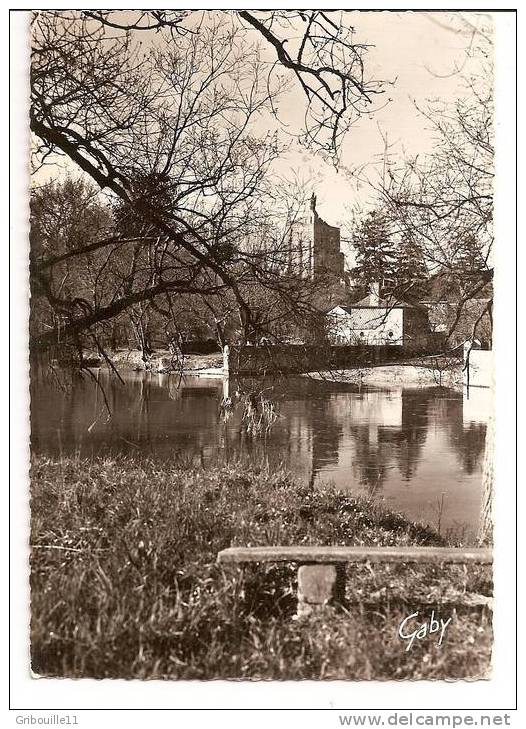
8,5 -> 518,709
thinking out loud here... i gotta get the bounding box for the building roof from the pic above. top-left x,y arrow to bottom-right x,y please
327,305 -> 352,315
328,295 -> 429,317
350,294 -> 414,308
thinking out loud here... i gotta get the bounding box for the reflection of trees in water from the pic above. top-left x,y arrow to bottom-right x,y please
384,389 -> 433,481
450,421 -> 487,475
227,384 -> 348,486
134,374 -> 152,444
87,373 -> 224,459
58,376 -> 80,451
34,373 -> 488,490
34,371 -> 228,459
441,393 -> 487,475
349,424 -> 391,496
310,395 -> 344,477
348,389 -> 434,492
435,393 -> 463,425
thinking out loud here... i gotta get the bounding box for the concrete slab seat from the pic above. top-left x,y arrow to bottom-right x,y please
217,546 -> 493,616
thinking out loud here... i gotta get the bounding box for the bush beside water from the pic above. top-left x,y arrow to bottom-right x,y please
30,456 -> 492,680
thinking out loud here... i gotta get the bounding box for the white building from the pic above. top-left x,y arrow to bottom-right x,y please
327,285 -> 430,347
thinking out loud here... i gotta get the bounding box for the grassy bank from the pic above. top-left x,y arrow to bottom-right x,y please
30,456 -> 492,680
108,348 -> 222,372
305,363 -> 462,389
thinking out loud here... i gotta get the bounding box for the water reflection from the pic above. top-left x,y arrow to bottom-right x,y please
31,371 -> 490,540
348,389 -> 429,492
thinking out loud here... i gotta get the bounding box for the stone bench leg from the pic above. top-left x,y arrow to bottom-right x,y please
297,563 -> 346,617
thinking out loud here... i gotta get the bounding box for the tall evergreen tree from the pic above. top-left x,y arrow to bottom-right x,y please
393,234 -> 428,298
352,211 -> 397,295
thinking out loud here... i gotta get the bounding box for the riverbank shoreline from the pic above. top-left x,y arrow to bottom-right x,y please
303,363 -> 463,389
30,455 -> 492,680
93,348 -> 463,387
107,348 -> 224,374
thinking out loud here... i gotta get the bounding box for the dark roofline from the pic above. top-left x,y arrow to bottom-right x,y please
354,295 -> 414,308
327,303 -> 405,313
351,304 -> 405,309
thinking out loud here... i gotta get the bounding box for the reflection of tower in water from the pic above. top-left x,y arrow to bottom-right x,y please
303,388 -> 411,495
346,388 -> 438,491
349,389 -> 403,494
390,389 -> 432,481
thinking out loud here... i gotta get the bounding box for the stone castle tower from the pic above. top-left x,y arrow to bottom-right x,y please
287,193 -> 345,285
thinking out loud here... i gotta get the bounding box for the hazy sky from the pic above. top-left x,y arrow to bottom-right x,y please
34,9 -> 493,260
270,11 -> 493,226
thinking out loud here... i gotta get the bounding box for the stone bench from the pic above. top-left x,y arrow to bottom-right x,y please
217,545 -> 493,616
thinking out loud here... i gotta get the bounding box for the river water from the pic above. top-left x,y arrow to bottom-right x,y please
31,370 -> 490,542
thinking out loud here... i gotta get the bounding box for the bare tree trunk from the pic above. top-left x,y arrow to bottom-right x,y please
215,320 -> 226,349
478,408 -> 495,546
130,309 -> 152,366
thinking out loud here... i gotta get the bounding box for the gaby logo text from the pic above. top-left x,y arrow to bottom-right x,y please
398,611 -> 453,652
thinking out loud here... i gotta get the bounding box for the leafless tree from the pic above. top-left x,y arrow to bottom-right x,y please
30,10 -> 386,361
83,9 -> 388,161
348,39 -> 494,351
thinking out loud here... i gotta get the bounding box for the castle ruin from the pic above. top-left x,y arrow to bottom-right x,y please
287,193 -> 346,286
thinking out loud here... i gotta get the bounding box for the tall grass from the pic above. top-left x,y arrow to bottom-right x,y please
30,455 -> 492,680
